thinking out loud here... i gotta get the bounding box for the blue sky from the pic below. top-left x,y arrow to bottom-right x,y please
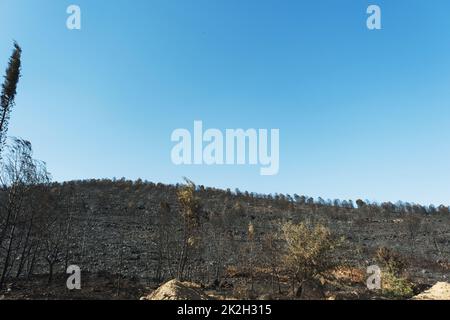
1,0 -> 450,205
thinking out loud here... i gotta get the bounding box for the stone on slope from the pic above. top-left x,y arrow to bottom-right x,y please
141,279 -> 211,300
412,282 -> 450,300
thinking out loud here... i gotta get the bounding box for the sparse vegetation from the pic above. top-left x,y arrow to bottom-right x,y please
376,247 -> 407,277
282,222 -> 339,296
381,271 -> 415,299
1,177 -> 449,300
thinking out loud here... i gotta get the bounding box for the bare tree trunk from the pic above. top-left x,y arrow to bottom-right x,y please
116,248 -> 123,297
0,220 -> 18,288
177,218 -> 189,281
0,187 -> 17,248
16,214 -> 34,278
47,261 -> 55,284
63,212 -> 73,271
27,244 -> 39,279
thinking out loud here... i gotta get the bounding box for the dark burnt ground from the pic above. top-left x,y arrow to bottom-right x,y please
0,272 -> 151,300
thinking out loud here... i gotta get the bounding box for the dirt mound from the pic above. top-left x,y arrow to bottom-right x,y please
412,282 -> 450,300
141,279 -> 211,300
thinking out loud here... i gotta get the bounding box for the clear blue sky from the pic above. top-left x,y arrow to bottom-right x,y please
1,0 -> 450,205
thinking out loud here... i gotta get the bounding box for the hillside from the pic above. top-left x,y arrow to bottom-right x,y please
1,179 -> 449,299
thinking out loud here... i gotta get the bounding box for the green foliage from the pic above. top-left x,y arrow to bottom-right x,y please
282,221 -> 338,284
381,271 -> 415,299
375,247 -> 413,299
177,178 -> 202,232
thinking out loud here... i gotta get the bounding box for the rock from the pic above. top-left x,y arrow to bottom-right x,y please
140,279 -> 212,300
412,282 -> 450,300
258,293 -> 273,300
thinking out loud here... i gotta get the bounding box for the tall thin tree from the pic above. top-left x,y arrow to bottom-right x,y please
0,42 -> 22,157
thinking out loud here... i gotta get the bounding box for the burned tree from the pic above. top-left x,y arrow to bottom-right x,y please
176,178 -> 204,281
282,221 -> 338,296
0,138 -> 50,288
0,42 -> 22,158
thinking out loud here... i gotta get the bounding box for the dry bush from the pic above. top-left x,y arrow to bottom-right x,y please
282,221 -> 339,295
332,266 -> 365,284
375,247 -> 414,299
376,247 -> 407,276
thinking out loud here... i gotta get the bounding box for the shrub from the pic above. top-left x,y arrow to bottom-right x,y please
282,221 -> 339,294
376,247 -> 407,276
381,271 -> 414,299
